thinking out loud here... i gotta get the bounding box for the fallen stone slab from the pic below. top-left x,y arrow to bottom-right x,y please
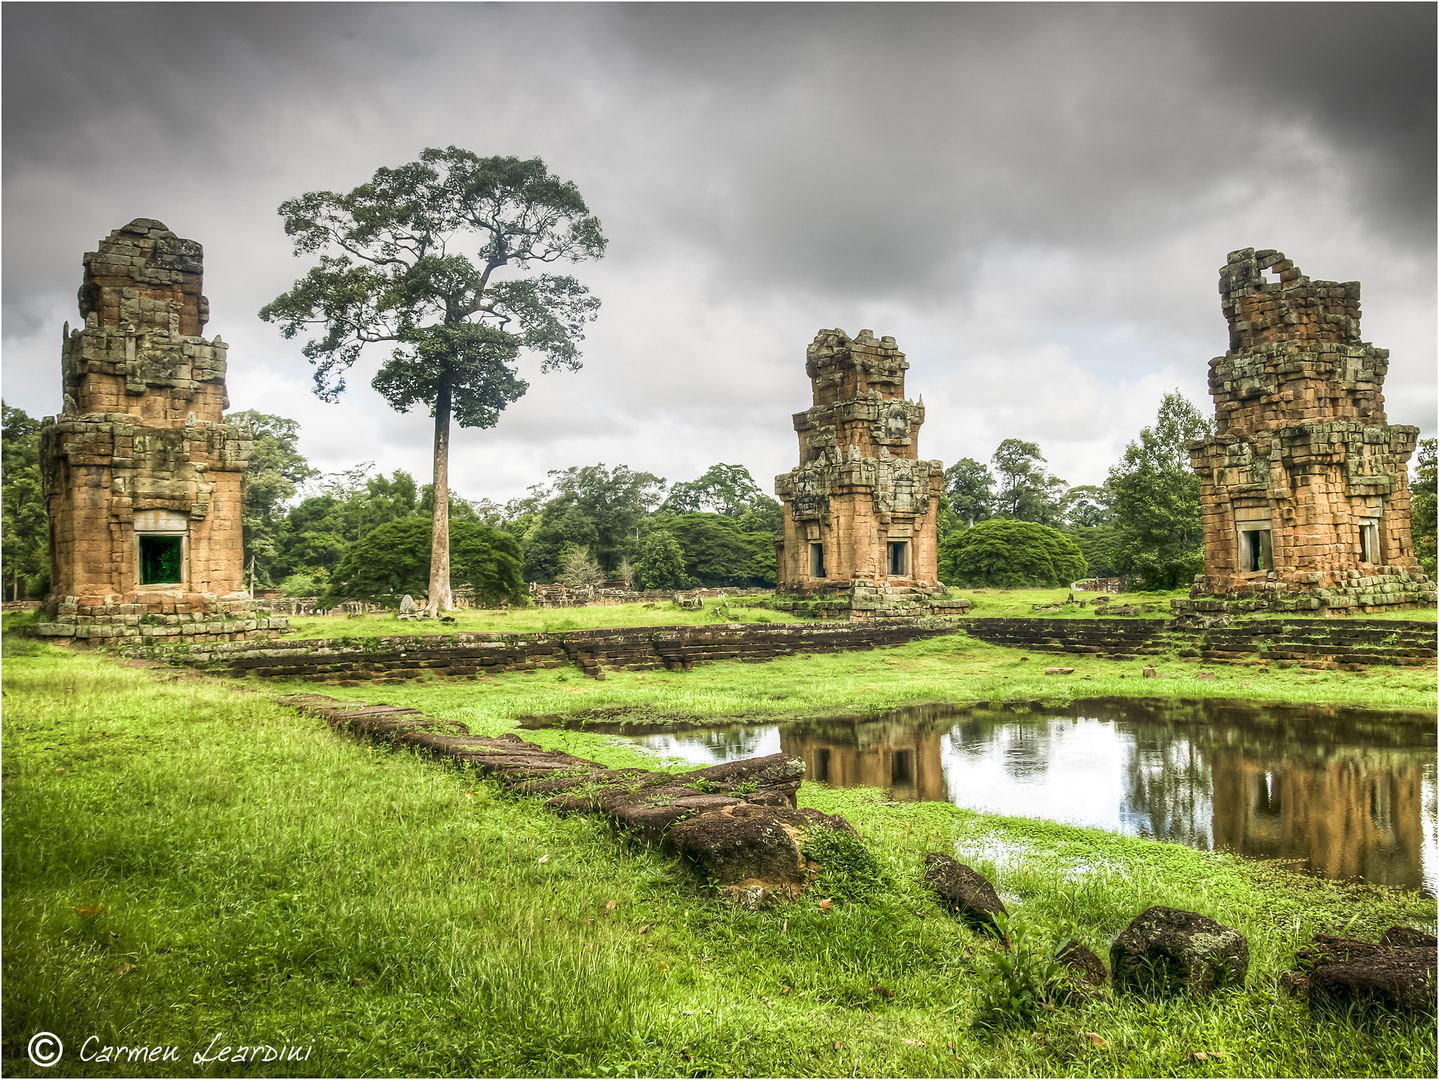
1110,906 -> 1249,997
1283,929 -> 1437,1014
1044,667 -> 1075,675
922,853 -> 1007,935
277,693 -> 857,908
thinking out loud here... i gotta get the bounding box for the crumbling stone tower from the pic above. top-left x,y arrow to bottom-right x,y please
38,219 -> 284,642
1176,247 -> 1432,616
774,329 -> 953,613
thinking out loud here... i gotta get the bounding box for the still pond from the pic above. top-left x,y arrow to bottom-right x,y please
604,698 -> 1437,896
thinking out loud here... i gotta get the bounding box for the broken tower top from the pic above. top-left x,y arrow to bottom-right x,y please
79,217 -> 210,338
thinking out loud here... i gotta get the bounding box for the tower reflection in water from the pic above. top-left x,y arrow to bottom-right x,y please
634,699 -> 1436,894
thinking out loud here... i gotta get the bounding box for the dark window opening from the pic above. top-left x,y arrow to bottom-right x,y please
890,748 -> 914,785
1359,523 -> 1379,563
813,747 -> 831,783
140,535 -> 183,584
887,541 -> 909,576
810,542 -> 826,578
1242,529 -> 1272,572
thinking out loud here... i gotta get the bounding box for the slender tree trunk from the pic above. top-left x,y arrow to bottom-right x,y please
427,377 -> 453,615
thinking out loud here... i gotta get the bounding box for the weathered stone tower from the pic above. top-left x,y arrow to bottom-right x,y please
37,219 -> 285,642
1174,247 -> 1433,617
775,329 -> 965,617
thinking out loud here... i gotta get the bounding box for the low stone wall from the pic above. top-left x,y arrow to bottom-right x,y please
960,616 -> 1437,668
1198,619 -> 1437,669
110,613 -> 1436,680
961,617 -> 1173,658
116,617 -> 963,682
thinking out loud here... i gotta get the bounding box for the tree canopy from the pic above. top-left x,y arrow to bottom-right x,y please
1107,391 -> 1213,588
1411,437 -> 1436,578
325,517 -> 523,608
938,518 -> 1088,589
664,463 -> 769,517
229,410 -> 317,587
945,457 -> 995,528
2,402 -> 48,599
260,148 -> 605,613
990,439 -> 1067,525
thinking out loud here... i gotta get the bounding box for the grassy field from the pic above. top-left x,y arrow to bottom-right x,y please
250,614 -> 1439,732
2,628 -> 1436,1078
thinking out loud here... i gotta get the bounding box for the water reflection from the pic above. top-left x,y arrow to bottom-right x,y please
624,699 -> 1437,895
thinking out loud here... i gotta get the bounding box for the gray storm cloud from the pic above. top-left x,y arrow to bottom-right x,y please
3,3 -> 1432,502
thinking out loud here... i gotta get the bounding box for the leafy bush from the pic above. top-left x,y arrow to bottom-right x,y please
971,913 -> 1075,1031
939,519 -> 1087,588
325,518 -> 525,607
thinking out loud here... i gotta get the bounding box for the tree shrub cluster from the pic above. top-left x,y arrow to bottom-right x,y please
938,392 -> 1212,588
939,519 -> 1087,589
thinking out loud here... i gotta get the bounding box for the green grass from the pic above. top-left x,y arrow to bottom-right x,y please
2,635 -> 1435,1076
959,586 -> 1190,619
250,625 -> 1436,733
1252,605 -> 1438,623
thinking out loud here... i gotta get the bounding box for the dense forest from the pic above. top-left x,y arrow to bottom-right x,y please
6,396 -> 1434,604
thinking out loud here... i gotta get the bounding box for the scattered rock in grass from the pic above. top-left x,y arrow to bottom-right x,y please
1284,929 -> 1437,1014
922,853 -> 1007,935
1056,938 -> 1110,988
1196,672 -> 1219,681
1142,666 -> 1157,678
1381,926 -> 1437,950
1043,667 -> 1075,675
1110,906 -> 1249,997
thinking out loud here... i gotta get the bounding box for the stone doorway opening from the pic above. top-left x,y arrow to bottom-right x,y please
1240,529 -> 1272,573
887,540 -> 910,577
809,542 -> 826,579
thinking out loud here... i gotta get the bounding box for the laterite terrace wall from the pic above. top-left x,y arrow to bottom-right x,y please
114,615 -> 1436,680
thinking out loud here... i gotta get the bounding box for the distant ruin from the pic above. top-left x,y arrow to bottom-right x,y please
773,329 -> 967,618
37,219 -> 285,642
1174,248 -> 1434,618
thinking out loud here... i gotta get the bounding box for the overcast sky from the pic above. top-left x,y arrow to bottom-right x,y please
4,2 -> 1434,506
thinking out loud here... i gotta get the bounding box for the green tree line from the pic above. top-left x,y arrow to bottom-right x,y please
9,395 -> 1432,602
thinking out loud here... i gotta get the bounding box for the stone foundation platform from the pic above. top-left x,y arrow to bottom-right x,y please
36,592 -> 287,643
1173,566 -> 1434,618
771,581 -> 972,619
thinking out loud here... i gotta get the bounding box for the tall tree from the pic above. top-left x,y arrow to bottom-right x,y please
1107,391 -> 1214,588
1411,438 -> 1436,578
534,464 -> 666,575
1060,484 -> 1113,528
990,439 -> 1067,525
260,149 -> 606,614
944,458 -> 995,528
228,410 -> 317,588
664,463 -> 768,517
1,402 -> 48,600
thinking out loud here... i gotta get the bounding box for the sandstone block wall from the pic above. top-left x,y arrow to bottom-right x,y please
1178,248 -> 1427,616
774,329 -> 944,597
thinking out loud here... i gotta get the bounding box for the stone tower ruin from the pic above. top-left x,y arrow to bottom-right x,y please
1174,247 -> 1433,617
37,218 -> 285,642
774,329 -> 965,618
